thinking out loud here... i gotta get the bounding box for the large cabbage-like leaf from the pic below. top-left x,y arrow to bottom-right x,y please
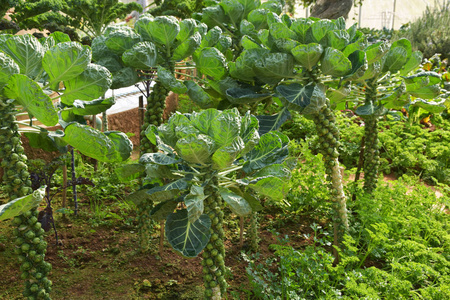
365,41 -> 388,64
150,199 -> 179,221
404,72 -> 441,99
211,136 -> 245,170
190,109 -> 221,134
219,187 -> 252,216
276,83 -> 326,114
104,131 -> 133,162
4,74 -> 58,126
290,18 -> 313,44
325,30 -> 349,51
208,109 -> 241,149
62,123 -> 128,163
343,50 -> 368,81
248,8 -> 270,31
61,97 -> 115,122
248,176 -> 287,201
111,67 -> 139,89
256,107 -> 291,135
146,178 -> 189,202
61,64 -> 112,105
177,18 -> 198,43
166,209 -> 211,258
184,81 -> 216,108
291,43 -> 323,70
158,66 -> 187,94
0,52 -> 20,93
410,98 -> 447,113
42,42 -> 91,89
270,22 -> 297,40
194,47 -> 228,80
0,188 -> 45,221
321,48 -> 352,77
309,19 -> 336,44
122,41 -> 157,70
201,5 -> 226,28
254,52 -> 294,84
140,152 -> 181,165
240,111 -> 260,154
355,104 -> 388,116
200,26 -> 222,48
115,164 -> 146,182
220,0 -> 244,27
243,131 -> 289,173
0,34 -> 44,79
175,134 -> 214,165
399,51 -> 423,76
137,16 -> 180,49
173,32 -> 201,61
226,88 -> 271,104
185,185 -> 207,223
104,27 -> 141,56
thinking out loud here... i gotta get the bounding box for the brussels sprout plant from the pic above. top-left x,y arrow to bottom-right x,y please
138,108 -> 293,299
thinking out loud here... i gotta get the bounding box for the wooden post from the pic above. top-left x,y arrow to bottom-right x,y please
239,216 -> 244,248
159,220 -> 165,258
139,95 -> 144,139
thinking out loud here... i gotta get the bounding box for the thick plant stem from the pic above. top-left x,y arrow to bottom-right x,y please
136,200 -> 154,253
311,103 -> 349,257
140,62 -> 174,155
0,101 -> 52,299
363,80 -> 380,194
248,212 -> 259,252
202,177 -> 227,299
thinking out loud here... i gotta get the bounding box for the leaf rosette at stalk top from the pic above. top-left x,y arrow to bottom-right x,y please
134,108 -> 293,258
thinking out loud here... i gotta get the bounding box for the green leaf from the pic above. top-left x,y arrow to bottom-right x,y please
67,97 -> 115,116
220,0 -> 244,27
229,48 -> 269,81
201,6 -> 226,29
177,18 -> 198,43
166,209 -> 211,258
240,111 -> 260,153
342,40 -> 364,57
240,19 -> 258,38
115,163 -> 145,182
185,185 -> 207,223
238,0 -> 261,17
61,64 -> 112,105
276,83 -> 327,114
0,34 -> 44,79
248,176 -> 288,201
126,189 -> 150,206
254,52 -> 295,84
194,47 -> 228,80
290,18 -> 313,44
355,104 -> 388,116
208,109 -> 241,149
184,80 -> 216,108
241,35 -> 261,50
147,179 -> 189,202
111,67 -> 139,89
326,30 -> 349,51
382,46 -> 408,73
243,131 -> 289,173
309,19 -> 336,45
365,41 -> 388,64
226,88 -> 271,104
0,52 -> 20,93
45,32 -> 71,48
327,86 -> 350,104
24,130 -> 66,153
321,48 -> 352,77
173,32 -> 201,61
158,66 -> 187,94
4,74 -> 58,126
122,41 -> 157,70
215,36 -> 233,54
150,200 -> 179,221
291,43 -> 323,70
212,136 -> 245,170
410,98 -> 447,113
95,55 -> 123,73
175,134 -> 214,165
219,187 -> 252,216
399,51 -> 423,76
91,35 -> 116,62
0,188 -> 45,221
356,62 -> 381,82
253,164 -> 291,179
256,107 -> 291,135
274,38 -> 300,54
200,26 -> 223,48
260,0 -> 282,14
140,152 -> 181,165
270,22 -> 297,40
104,131 -> 133,162
404,72 -> 441,99
344,50 -> 368,81
62,123 -> 125,162
104,27 -> 141,56
43,42 -> 91,90
137,16 -> 180,49
190,109 -> 221,134
248,9 -> 270,31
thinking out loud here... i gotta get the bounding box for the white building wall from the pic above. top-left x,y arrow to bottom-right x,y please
293,0 -> 447,29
